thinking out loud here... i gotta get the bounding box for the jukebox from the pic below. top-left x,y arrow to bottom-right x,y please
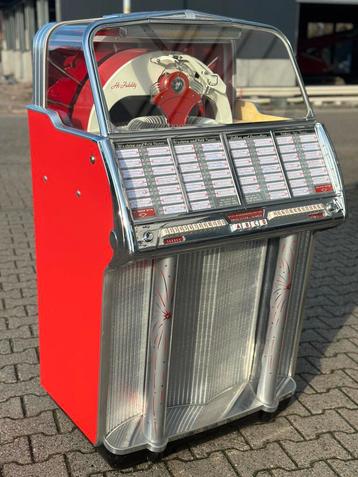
28,10 -> 346,455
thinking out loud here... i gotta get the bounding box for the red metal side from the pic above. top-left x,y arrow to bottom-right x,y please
28,109 -> 114,443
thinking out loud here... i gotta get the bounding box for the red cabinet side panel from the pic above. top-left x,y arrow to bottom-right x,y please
28,110 -> 114,443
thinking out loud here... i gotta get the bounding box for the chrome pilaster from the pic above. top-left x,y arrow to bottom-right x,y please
143,256 -> 178,452
256,234 -> 298,410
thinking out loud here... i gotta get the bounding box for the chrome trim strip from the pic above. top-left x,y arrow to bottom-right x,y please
97,139 -> 137,262
32,22 -> 57,106
315,122 -> 347,216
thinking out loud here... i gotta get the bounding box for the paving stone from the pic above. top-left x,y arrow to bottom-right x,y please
0,377 -> 45,402
322,314 -> 358,327
296,358 -> 320,374
168,452 -> 236,476
0,410 -> 57,444
299,389 -> 357,414
313,338 -> 358,356
23,393 -> 57,416
67,450 -> 112,476
0,325 -> 31,339
31,429 -> 93,461
55,408 -> 77,433
302,312 -> 328,327
240,417 -> 303,449
0,339 -> 11,354
298,343 -> 322,358
299,329 -> 327,343
26,304 -> 38,316
301,369 -> 358,392
306,354 -> 358,373
338,409 -> 358,431
0,436 -> 32,465
288,409 -> 354,439
0,348 -> 37,368
0,364 -> 17,383
294,376 -> 316,394
107,464 -> 170,476
3,454 -> 68,477
162,443 -> 193,462
345,368 -> 358,384
281,434 -> 350,467
0,396 -> 23,418
342,387 -> 358,405
189,427 -> 248,458
335,432 -> 358,457
226,442 -> 296,475
317,327 -> 358,342
17,362 -> 39,380
5,315 -> 37,329
12,337 -> 38,352
328,458 -> 358,476
30,323 -> 38,336
272,461 -> 337,476
278,398 -> 311,417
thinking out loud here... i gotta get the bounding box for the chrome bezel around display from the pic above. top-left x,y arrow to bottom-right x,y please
111,119 -> 342,223
80,10 -> 314,137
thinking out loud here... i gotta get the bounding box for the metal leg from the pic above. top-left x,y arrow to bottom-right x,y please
143,256 -> 177,452
257,234 -> 298,410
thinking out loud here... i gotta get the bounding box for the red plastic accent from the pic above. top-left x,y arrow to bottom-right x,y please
151,71 -> 202,126
164,236 -> 185,245
28,110 -> 113,444
315,184 -> 333,193
132,207 -> 156,219
308,212 -> 325,219
227,209 -> 264,223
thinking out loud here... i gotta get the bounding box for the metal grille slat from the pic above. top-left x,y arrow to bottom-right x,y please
105,261 -> 152,434
168,241 -> 267,412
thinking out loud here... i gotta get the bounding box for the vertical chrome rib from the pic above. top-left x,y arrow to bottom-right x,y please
143,256 -> 178,452
256,234 -> 298,410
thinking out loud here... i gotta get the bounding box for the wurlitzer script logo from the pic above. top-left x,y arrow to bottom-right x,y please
111,81 -> 137,90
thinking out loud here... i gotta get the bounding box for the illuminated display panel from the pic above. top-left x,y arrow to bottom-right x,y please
275,130 -> 333,196
116,140 -> 188,219
115,129 -> 335,221
228,133 -> 290,204
172,136 -> 240,211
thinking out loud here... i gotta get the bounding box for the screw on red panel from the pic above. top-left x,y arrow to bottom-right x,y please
89,156 -> 96,164
43,176 -> 48,183
76,190 -> 81,198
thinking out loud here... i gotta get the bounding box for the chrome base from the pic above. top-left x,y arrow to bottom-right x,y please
103,378 -> 296,455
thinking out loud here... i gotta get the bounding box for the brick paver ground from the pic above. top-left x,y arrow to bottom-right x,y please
1,109 -> 358,476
